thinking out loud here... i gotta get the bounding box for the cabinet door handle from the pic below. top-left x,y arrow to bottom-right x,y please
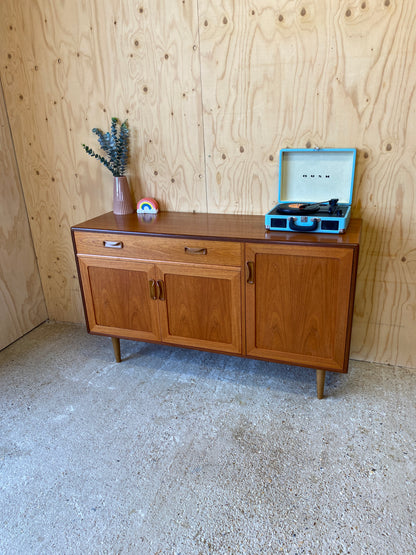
184,246 -> 207,255
246,261 -> 255,284
149,279 -> 157,300
103,240 -> 123,249
156,280 -> 165,301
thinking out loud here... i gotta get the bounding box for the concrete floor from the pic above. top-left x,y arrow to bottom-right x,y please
0,322 -> 415,554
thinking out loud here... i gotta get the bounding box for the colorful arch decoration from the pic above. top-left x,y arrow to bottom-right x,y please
137,197 -> 159,214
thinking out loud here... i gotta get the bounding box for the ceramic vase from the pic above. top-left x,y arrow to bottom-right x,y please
113,176 -> 134,215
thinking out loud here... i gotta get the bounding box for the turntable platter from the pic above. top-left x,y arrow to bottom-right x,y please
276,202 -> 321,215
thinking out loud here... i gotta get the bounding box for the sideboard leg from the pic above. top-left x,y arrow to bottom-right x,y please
316,369 -> 326,399
111,337 -> 121,363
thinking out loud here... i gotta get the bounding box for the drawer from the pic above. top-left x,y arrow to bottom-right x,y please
74,231 -> 242,266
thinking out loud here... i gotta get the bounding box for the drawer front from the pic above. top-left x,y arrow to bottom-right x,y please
74,231 -> 242,266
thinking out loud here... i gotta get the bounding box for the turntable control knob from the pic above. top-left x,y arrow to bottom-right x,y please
336,209 -> 343,217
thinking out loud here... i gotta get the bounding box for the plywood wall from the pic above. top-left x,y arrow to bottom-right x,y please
0,78 -> 47,349
0,0 -> 205,324
0,0 -> 415,367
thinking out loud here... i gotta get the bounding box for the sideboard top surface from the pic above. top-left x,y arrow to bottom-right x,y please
72,211 -> 361,246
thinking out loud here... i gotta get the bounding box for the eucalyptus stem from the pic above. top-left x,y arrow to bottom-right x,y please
82,117 -> 129,177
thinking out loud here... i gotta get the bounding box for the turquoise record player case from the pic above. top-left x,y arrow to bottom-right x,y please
265,148 -> 357,234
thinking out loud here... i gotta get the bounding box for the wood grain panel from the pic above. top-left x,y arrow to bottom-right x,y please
0,0 -> 416,367
157,262 -> 242,353
78,256 -> 160,341
199,0 -> 416,367
0,0 -> 204,323
245,243 -> 354,371
164,274 -> 233,343
88,266 -> 154,331
0,78 -> 47,350
127,0 -> 206,212
74,231 -> 242,266
72,210 -> 362,246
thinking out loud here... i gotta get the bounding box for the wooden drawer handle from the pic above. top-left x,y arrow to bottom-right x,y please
149,279 -> 157,300
246,261 -> 255,284
103,240 -> 123,249
156,280 -> 165,301
184,246 -> 207,255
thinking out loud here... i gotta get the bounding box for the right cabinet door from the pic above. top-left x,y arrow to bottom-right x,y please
245,243 -> 355,372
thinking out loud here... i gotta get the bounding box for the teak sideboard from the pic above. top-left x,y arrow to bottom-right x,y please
71,212 -> 361,399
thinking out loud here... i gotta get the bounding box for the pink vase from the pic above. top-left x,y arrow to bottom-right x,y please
113,176 -> 134,215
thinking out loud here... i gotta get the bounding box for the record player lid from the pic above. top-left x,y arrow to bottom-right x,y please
277,148 -> 356,205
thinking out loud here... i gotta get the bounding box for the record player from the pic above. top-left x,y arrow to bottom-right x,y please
265,148 -> 356,234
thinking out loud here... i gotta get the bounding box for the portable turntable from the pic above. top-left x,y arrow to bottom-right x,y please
265,148 -> 357,234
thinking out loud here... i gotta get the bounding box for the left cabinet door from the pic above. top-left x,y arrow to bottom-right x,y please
77,256 -> 161,341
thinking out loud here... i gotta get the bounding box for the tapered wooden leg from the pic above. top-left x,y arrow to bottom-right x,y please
111,337 -> 121,363
316,369 -> 326,399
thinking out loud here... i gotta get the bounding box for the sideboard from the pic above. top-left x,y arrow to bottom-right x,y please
71,212 -> 361,398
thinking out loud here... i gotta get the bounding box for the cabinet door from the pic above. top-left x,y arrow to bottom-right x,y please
245,244 -> 355,372
77,256 -> 160,341
156,263 -> 242,354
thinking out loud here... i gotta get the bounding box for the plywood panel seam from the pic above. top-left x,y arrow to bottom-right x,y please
195,0 -> 209,212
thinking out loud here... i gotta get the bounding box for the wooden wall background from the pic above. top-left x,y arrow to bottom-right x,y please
0,78 -> 47,349
0,0 -> 415,367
